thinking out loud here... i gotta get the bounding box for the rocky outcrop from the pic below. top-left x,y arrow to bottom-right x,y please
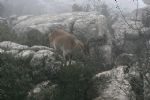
0,17 -> 7,25
0,41 -> 29,50
93,66 -> 136,100
11,12 -> 108,40
112,6 -> 150,100
0,41 -> 60,74
8,12 -> 113,66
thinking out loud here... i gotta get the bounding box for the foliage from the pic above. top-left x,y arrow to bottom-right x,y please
0,53 -> 52,100
19,30 -> 50,47
0,53 -> 33,100
0,23 -> 49,46
0,52 -> 98,100
0,23 -> 18,42
53,64 -> 97,100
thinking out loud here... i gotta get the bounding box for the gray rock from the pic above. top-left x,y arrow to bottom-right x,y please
0,48 -> 4,53
93,66 -> 136,100
16,50 -> 35,59
31,45 -> 53,51
5,50 -> 19,56
10,12 -> 114,67
27,81 -> 57,100
100,45 -> 112,66
11,12 -> 110,41
0,17 -> 7,25
0,41 -> 57,68
0,41 -> 29,50
30,50 -> 54,67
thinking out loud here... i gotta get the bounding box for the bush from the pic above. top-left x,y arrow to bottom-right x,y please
19,30 -> 50,47
0,53 -> 52,100
0,24 -> 18,42
0,53 -> 34,100
53,64 -> 96,100
0,53 -> 98,100
0,23 -> 49,46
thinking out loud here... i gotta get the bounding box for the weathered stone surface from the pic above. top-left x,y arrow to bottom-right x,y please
16,50 -> 35,59
0,41 -> 29,50
93,66 -> 136,100
10,12 -> 109,41
0,41 -> 57,67
0,17 -> 7,25
30,45 -> 53,51
27,81 -> 57,100
9,12 -> 113,66
0,48 -> 4,53
5,50 -> 19,56
100,45 -> 112,66
30,50 -> 54,67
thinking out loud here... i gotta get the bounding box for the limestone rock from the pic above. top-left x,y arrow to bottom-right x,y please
0,41 -> 29,50
16,50 -> 35,59
94,66 -> 136,100
30,50 -> 54,67
27,81 -> 57,100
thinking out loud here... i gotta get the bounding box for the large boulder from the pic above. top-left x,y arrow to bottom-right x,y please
30,50 -> 54,67
0,41 -> 58,68
16,50 -> 35,59
9,12 -> 113,66
0,17 -> 7,25
11,12 -> 109,40
0,41 -> 29,50
93,66 -> 136,100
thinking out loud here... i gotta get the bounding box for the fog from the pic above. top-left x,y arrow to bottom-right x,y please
0,0 -> 146,17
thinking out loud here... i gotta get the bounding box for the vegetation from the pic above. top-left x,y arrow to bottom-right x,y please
53,64 -> 97,100
0,53 -> 98,100
0,54 -> 34,100
20,30 -> 50,46
0,23 -> 18,42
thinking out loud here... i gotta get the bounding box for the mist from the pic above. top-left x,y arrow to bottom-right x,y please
0,0 -> 146,17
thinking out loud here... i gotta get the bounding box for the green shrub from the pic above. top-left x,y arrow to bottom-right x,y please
0,53 -> 98,100
0,24 -> 19,42
53,64 -> 96,100
0,54 -> 34,100
19,30 -> 50,46
0,53 -> 52,100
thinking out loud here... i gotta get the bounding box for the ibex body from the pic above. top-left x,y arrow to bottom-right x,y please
49,29 -> 88,65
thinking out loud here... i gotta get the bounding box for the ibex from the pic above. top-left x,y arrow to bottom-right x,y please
49,29 -> 89,66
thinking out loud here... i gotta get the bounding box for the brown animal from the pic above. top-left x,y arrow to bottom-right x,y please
49,29 -> 89,66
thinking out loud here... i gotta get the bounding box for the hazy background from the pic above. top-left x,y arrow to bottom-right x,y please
0,0 -> 146,17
